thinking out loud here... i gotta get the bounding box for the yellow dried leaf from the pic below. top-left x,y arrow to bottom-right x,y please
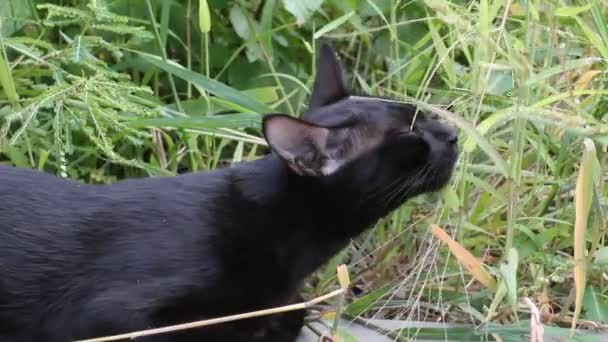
509,3 -> 525,16
321,311 -> 336,320
336,264 -> 350,289
575,70 -> 601,90
571,138 -> 597,334
430,224 -> 497,290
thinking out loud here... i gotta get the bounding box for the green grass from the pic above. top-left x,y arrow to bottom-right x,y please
1,0 -> 608,341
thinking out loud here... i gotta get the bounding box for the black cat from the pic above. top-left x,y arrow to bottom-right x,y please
0,45 -> 457,342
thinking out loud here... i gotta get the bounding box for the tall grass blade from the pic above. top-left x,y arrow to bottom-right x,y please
575,17 -> 608,60
583,285 -> 608,323
554,4 -> 592,17
399,97 -> 510,176
127,113 -> 261,129
0,34 -> 18,106
138,52 -> 274,114
160,0 -> 171,48
427,19 -> 456,87
313,11 -> 354,39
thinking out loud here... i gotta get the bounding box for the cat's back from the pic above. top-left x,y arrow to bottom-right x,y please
0,165 -> 234,250
0,166 -> 97,269
0,165 -> 242,339
0,165 -> 92,219
0,164 -> 229,210
0,164 -> 87,192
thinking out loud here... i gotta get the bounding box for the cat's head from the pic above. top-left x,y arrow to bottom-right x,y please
262,45 -> 458,208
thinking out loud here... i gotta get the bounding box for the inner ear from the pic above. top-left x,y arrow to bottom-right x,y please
263,114 -> 350,176
308,44 -> 349,110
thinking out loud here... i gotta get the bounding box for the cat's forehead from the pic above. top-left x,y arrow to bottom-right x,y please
304,96 -> 423,128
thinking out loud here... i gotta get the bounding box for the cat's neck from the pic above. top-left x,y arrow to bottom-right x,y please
227,155 -> 389,280
232,154 -> 384,234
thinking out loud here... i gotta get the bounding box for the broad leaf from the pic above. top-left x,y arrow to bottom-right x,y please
282,0 -> 323,25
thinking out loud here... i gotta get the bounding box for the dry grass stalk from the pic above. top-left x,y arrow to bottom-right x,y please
524,297 -> 544,342
430,224 -> 497,291
572,138 -> 597,334
75,288 -> 346,342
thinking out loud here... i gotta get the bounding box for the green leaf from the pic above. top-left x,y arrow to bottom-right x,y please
229,5 -> 249,39
0,145 -> 30,168
364,0 -> 394,40
314,11 -> 354,39
198,0 -> 211,33
243,86 -> 279,104
593,246 -> 608,266
462,108 -> 516,152
282,0 -> 323,25
440,186 -> 460,211
583,285 -> 608,323
228,6 -> 263,62
483,251 -> 519,323
502,248 -> 519,314
485,280 -> 507,322
0,0 -> 35,37
232,141 -> 244,164
486,69 -> 514,95
345,286 -> 391,317
515,225 -> 543,249
138,52 -> 274,114
37,149 -> 49,171
259,0 -> 276,59
555,4 -> 593,17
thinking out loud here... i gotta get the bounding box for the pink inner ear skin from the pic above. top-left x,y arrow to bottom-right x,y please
265,115 -> 329,152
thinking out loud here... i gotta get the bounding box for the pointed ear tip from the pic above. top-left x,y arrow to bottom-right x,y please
262,113 -> 280,135
319,43 -> 334,51
262,113 -> 298,132
319,44 -> 337,58
263,113 -> 286,123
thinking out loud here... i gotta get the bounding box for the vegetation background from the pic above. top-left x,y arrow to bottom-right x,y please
1,0 -> 607,340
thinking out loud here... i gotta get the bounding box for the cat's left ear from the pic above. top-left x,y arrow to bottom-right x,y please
308,44 -> 349,110
262,114 -> 349,176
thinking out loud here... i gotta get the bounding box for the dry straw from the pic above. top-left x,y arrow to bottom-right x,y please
76,265 -> 350,342
430,223 -> 497,290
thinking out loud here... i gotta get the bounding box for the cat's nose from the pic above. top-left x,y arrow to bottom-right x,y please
415,120 -> 458,145
433,120 -> 458,145
431,122 -> 458,145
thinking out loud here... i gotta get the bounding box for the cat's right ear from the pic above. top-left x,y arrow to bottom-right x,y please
262,114 -> 346,177
308,44 -> 349,110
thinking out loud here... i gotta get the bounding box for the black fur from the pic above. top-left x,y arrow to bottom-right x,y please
0,45 -> 458,342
